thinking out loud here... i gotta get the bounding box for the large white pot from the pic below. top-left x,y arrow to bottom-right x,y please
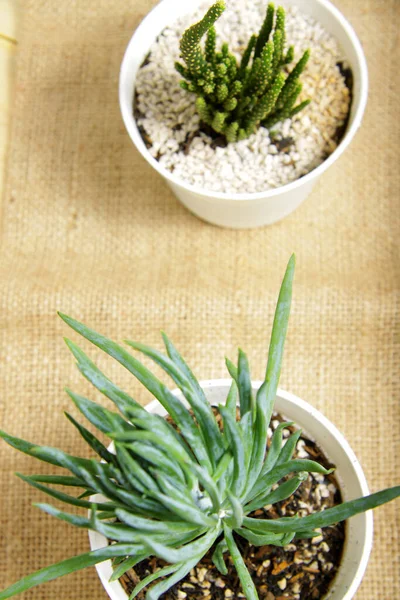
90,382 -> 373,600
119,0 -> 368,229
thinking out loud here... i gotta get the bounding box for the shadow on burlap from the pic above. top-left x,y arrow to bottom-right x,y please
0,1 -> 399,598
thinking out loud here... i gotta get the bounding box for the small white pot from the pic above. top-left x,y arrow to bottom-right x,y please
119,0 -> 368,228
90,382 -> 373,600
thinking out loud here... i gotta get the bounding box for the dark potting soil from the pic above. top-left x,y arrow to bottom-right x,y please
118,411 -> 345,600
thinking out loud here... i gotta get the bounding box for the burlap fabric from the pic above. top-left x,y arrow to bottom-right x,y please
0,0 -> 399,598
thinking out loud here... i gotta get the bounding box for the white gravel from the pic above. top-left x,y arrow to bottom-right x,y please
135,1 -> 351,193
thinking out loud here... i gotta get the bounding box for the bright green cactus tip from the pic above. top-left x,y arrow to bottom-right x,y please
175,1 -> 312,143
0,255 -> 400,600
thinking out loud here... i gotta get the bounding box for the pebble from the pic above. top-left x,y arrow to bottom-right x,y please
277,578 -> 287,590
135,1 -> 350,193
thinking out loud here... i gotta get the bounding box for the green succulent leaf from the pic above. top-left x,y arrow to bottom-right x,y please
223,524 -> 259,600
243,486 -> 400,533
0,545 -> 142,600
212,538 -> 229,574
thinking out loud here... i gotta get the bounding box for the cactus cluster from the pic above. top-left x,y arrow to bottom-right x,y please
175,1 -> 311,143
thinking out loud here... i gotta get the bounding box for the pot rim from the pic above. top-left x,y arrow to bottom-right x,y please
89,382 -> 373,600
119,0 -> 369,202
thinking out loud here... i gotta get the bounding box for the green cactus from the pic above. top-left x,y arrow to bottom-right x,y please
175,1 -> 311,143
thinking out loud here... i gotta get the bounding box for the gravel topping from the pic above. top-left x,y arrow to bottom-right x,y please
134,0 -> 351,194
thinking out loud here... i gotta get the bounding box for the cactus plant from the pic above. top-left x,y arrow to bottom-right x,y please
1,256 -> 399,600
175,1 -> 311,143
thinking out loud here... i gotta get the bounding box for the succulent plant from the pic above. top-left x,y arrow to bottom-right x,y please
175,1 -> 311,143
1,255 -> 399,600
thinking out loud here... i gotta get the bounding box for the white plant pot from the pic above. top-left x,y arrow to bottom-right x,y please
90,382 -> 373,600
119,0 -> 368,229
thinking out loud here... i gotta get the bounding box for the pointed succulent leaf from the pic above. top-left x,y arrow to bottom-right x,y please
276,429 -> 302,465
219,405 -> 246,497
244,473 -> 308,513
236,527 -> 293,546
261,421 -> 293,476
59,313 -> 211,470
16,473 -> 113,512
257,254 -> 295,419
145,554 -> 204,600
237,349 -> 254,416
243,486 -> 400,534
140,525 -> 221,564
212,538 -> 228,574
109,554 -> 149,583
115,509 -> 199,535
64,412 -> 117,464
247,459 -> 333,503
223,524 -> 259,600
0,545 -> 141,600
129,562 -> 182,599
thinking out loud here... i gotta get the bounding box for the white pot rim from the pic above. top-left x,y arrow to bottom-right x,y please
89,382 -> 373,600
119,0 -> 368,202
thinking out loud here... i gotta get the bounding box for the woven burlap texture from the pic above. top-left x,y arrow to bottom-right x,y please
0,0 -> 399,598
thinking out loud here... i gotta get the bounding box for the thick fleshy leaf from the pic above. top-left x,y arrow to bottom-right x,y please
243,486 -> 400,533
276,429 -> 302,465
16,473 -> 113,511
125,441 -> 185,484
247,459 -> 333,503
257,254 -> 295,421
116,444 -> 159,495
66,389 -> 130,435
223,524 -> 259,600
219,406 -> 246,497
111,429 -> 196,490
26,474 -> 86,487
0,430 -> 104,476
125,341 -> 224,466
150,469 -> 197,506
145,554 -> 203,600
226,490 -> 244,528
59,314 -> 211,470
0,544 -> 143,600
90,509 -> 202,546
64,338 -> 146,418
161,332 -> 210,406
245,404 -> 268,494
36,503 -> 95,530
66,342 -> 191,458
260,421 -> 293,477
212,538 -> 228,575
146,488 -> 217,527
78,465 -> 170,519
115,509 -> 200,535
213,451 -> 232,482
140,525 -> 221,563
225,380 -> 238,419
239,411 -> 253,470
65,412 -> 116,464
244,473 -> 308,513
128,562 -> 182,598
109,554 -> 149,582
237,349 -> 253,417
236,527 -> 295,546
225,357 -> 238,382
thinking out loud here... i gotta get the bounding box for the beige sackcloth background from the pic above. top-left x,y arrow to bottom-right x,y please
0,0 -> 399,598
